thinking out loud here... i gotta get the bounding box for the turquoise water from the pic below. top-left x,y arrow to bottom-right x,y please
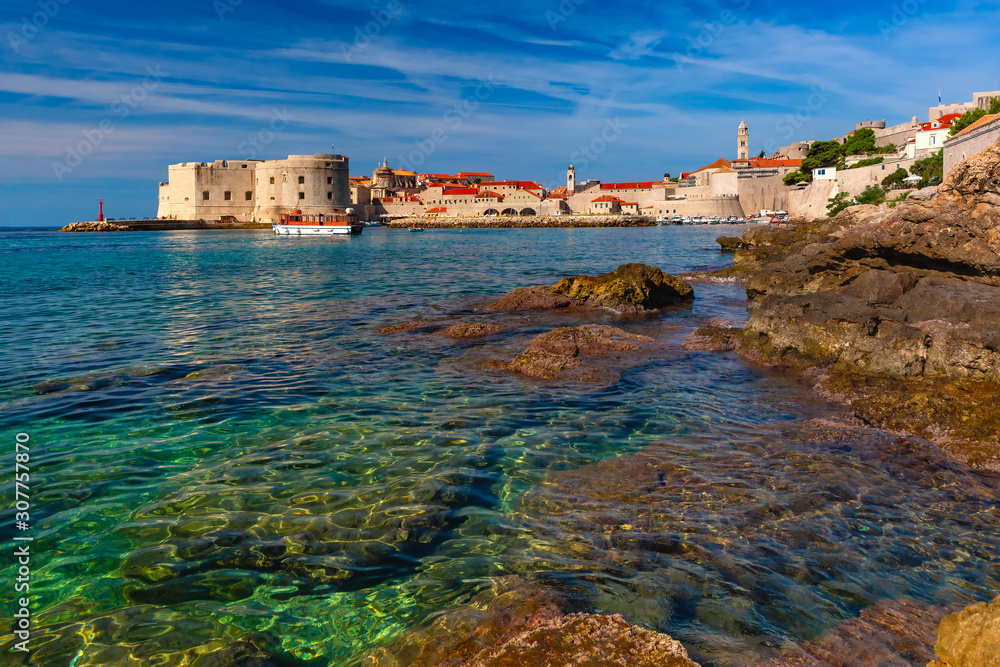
1,226 -> 997,666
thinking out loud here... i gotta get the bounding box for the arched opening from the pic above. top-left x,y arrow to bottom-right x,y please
501,208 -> 517,216
520,208 -> 537,216
483,209 -> 500,217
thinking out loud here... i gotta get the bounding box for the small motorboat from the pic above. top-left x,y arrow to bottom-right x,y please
409,226 -> 425,233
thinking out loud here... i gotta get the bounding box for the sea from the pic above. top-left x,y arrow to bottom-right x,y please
1,225 -> 997,666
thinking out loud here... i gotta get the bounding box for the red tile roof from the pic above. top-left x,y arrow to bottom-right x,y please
476,191 -> 504,199
736,157 -> 804,168
592,195 -> 624,203
692,158 -> 732,174
443,188 -> 479,195
948,113 -> 1000,140
425,207 -> 448,213
489,180 -> 543,189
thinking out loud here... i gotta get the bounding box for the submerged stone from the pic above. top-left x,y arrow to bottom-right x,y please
485,324 -> 657,382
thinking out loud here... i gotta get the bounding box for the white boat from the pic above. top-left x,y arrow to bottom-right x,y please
273,210 -> 364,236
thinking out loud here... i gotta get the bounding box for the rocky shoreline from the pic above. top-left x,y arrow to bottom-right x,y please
365,142 -> 1000,667
690,137 -> 1000,472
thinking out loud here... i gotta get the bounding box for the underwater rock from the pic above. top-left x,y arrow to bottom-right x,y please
118,444 -> 505,600
363,576 -> 699,667
485,325 -> 657,382
377,321 -> 428,335
752,598 -> 958,666
442,322 -> 504,339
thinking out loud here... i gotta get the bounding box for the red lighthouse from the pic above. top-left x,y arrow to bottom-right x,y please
98,199 -> 104,222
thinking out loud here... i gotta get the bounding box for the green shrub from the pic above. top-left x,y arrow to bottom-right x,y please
882,168 -> 908,188
848,157 -> 885,169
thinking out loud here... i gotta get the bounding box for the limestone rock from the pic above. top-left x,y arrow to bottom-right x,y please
550,263 -> 694,314
932,595 -> 1000,667
487,286 -> 573,312
486,325 -> 657,382
717,236 -> 743,251
752,598 -> 957,667
363,577 -> 699,667
442,322 -> 503,339
60,221 -> 130,232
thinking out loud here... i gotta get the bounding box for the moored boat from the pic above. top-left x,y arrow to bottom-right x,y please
273,209 -> 363,236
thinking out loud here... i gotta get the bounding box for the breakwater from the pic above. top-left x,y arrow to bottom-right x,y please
389,215 -> 656,228
60,219 -> 272,232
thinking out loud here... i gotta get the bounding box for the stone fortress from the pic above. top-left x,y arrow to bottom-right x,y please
152,88 -> 1000,225
156,154 -> 352,224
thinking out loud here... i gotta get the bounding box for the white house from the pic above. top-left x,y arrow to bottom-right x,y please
914,113 -> 963,155
813,167 -> 837,180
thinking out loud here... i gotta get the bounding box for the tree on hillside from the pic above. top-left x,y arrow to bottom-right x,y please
841,128 -> 877,156
949,98 -> 1000,136
882,168 -> 909,189
800,140 -> 842,174
910,150 -> 943,187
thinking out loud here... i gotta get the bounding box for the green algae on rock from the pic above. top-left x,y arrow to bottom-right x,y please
489,263 -> 694,315
551,263 -> 694,313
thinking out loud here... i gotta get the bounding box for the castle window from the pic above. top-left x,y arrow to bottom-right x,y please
299,192 -> 306,200
203,191 -> 210,200
327,192 -> 333,200
270,197 -> 275,201
270,177 -> 275,185
327,177 -> 333,184
298,176 -> 305,184
246,191 -> 253,200
242,164 -> 247,169
224,191 -> 232,201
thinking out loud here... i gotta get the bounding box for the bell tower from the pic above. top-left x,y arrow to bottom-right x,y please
738,119 -> 749,160
567,164 -> 576,193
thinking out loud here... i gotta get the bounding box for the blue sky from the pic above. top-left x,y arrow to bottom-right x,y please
1,0 -> 998,226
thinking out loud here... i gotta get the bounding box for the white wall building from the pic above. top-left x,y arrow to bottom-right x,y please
813,167 -> 837,180
157,154 -> 351,223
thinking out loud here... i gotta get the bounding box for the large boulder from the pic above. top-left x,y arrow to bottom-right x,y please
932,595 -> 1000,667
551,263 -> 694,313
489,264 -> 694,315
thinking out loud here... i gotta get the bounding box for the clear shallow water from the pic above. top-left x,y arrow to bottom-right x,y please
0,226 -> 997,666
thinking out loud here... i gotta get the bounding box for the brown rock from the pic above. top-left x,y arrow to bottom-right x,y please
377,322 -> 426,335
752,598 -> 958,667
933,595 -> 1000,667
363,577 -> 699,667
443,323 -> 503,339
551,263 -> 694,314
486,286 -> 573,312
717,236 -> 743,251
488,325 -> 657,382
